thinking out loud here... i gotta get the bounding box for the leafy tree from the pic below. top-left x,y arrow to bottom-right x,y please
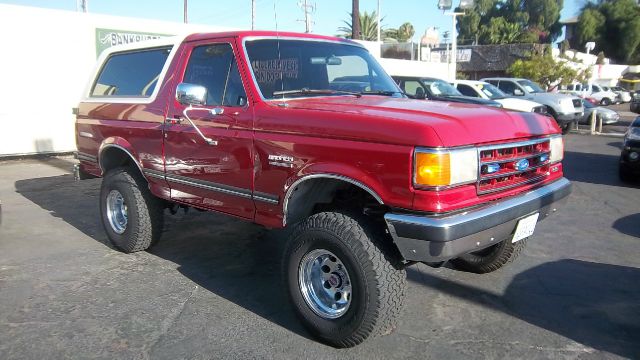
385,22 -> 415,42
338,11 -> 383,41
575,0 -> 640,63
508,47 -> 591,88
457,0 -> 563,45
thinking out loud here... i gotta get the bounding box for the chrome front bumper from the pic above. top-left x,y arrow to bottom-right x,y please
384,178 -> 572,262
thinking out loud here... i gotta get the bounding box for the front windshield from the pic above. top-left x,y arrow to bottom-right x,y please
478,83 -> 506,99
517,79 -> 544,93
422,79 -> 462,96
244,39 -> 401,99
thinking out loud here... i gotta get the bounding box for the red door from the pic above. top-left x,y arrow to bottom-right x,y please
163,39 -> 255,219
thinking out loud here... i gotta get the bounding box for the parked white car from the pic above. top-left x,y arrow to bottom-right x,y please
453,80 -> 547,114
564,83 -> 618,105
608,86 -> 632,103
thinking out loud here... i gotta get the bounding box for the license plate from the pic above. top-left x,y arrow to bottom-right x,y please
512,213 -> 539,243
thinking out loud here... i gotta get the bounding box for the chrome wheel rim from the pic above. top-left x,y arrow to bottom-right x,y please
299,249 -> 352,319
106,190 -> 127,234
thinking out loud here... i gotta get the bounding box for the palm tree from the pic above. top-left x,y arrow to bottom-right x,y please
384,22 -> 415,43
338,11 -> 384,41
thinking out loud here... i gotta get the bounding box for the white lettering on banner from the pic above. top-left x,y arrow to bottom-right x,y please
99,33 -> 163,47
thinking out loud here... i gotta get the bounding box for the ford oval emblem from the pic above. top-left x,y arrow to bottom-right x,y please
514,159 -> 530,171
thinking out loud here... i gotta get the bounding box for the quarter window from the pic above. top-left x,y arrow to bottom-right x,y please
183,44 -> 247,107
91,47 -> 171,97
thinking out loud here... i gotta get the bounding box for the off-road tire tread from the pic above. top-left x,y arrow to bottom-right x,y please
284,212 -> 406,348
101,167 -> 163,253
451,238 -> 528,274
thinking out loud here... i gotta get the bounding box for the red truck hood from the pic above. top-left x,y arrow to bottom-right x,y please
280,96 -> 559,147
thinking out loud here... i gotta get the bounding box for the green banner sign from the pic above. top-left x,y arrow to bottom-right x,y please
95,28 -> 172,57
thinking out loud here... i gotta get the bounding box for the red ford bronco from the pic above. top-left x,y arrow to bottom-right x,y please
74,31 -> 571,347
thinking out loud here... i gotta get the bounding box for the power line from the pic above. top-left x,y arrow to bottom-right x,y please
297,0 -> 315,33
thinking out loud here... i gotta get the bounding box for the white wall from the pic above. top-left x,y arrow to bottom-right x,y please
0,5 -> 232,157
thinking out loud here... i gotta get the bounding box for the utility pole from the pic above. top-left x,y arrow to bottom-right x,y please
183,0 -> 188,24
376,0 -> 381,42
77,0 -> 88,12
352,0 -> 360,40
297,0 -> 315,33
251,0 -> 256,30
445,11 -> 464,80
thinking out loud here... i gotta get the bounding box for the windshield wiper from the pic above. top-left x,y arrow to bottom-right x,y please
273,88 -> 362,98
360,90 -> 404,96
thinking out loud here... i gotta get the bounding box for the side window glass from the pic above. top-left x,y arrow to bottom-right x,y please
498,81 -> 516,95
457,84 -> 477,97
92,47 -> 171,97
223,59 -> 247,107
183,44 -> 246,107
403,81 -> 423,96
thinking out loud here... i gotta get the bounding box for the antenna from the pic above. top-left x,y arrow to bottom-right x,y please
273,1 -> 284,100
251,0 -> 256,30
297,0 -> 315,33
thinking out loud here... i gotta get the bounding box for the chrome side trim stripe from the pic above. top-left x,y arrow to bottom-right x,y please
77,152 -> 98,163
154,172 -> 279,204
143,169 -> 166,180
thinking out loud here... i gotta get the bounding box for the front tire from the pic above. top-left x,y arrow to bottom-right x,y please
601,98 -> 612,106
283,212 -> 406,348
451,237 -> 527,274
100,167 -> 164,253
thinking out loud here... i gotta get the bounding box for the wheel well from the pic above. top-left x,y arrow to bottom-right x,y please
284,177 -> 386,226
99,146 -> 144,179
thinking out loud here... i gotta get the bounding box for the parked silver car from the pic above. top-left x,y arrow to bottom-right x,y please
578,99 -> 620,125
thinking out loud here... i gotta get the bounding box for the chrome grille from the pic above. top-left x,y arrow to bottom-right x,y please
477,138 -> 551,195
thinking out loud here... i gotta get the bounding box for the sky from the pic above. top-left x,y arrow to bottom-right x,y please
1,0 -> 583,41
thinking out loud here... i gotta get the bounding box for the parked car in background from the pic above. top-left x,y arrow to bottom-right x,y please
610,86 -> 632,103
482,77 -> 583,133
602,86 -> 631,103
579,99 -> 620,125
564,83 -> 618,105
619,116 -> 640,181
631,92 -> 640,113
452,80 -> 547,114
393,76 -> 502,108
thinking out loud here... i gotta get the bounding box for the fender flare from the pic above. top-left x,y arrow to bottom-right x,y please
98,137 -> 145,177
282,166 -> 385,226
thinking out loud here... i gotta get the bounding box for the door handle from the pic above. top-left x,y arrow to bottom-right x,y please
181,106 -> 218,146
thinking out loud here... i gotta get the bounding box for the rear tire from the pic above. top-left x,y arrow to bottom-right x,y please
283,212 -> 406,348
100,167 -> 164,253
601,98 -> 611,106
451,238 -> 528,274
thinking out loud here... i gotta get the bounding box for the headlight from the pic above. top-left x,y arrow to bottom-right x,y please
549,135 -> 564,163
414,148 -> 477,188
627,127 -> 640,141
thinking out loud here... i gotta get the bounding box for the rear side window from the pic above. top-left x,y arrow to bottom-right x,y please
457,84 -> 478,97
497,81 -> 517,95
91,47 -> 171,97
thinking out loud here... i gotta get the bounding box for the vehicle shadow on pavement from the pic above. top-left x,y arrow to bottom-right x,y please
14,175 -> 112,247
613,213 -> 640,238
148,212 -> 312,340
563,151 -> 640,188
14,174 -> 312,341
408,259 -> 640,358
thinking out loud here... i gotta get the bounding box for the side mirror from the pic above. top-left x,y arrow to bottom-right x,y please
513,88 -> 524,96
176,83 -> 207,106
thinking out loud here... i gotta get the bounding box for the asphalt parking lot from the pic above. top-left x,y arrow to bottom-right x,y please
1,133 -> 639,359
